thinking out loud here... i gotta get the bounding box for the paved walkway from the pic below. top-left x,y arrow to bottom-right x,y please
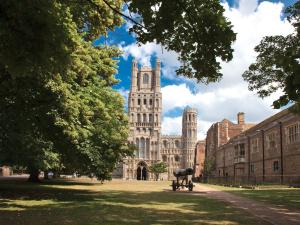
193,184 -> 300,225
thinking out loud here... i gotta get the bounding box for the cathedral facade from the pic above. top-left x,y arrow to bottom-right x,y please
113,59 -> 197,180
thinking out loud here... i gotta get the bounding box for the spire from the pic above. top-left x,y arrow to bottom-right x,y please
155,58 -> 161,92
130,59 -> 138,92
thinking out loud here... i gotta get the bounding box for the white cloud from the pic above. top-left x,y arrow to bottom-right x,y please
162,83 -> 276,120
162,117 -> 182,136
121,0 -> 294,140
117,88 -> 129,107
162,115 -> 216,140
120,42 -> 183,81
161,116 -> 211,140
238,0 -> 258,15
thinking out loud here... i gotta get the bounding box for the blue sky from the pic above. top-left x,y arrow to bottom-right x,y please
96,0 -> 297,139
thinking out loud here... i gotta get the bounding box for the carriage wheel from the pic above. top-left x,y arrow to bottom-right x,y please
172,180 -> 177,191
188,180 -> 193,191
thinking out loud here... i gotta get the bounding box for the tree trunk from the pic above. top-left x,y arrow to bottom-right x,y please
28,169 -> 41,182
44,170 -> 49,180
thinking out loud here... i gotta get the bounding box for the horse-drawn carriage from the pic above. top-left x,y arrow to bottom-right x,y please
171,168 -> 194,191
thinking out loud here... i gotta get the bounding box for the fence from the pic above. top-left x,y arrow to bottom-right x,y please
195,175 -> 300,187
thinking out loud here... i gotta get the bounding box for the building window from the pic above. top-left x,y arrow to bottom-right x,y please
143,114 -> 146,122
138,99 -> 141,105
162,155 -> 167,162
175,155 -> 180,162
239,144 -> 245,156
131,113 -> 134,122
135,139 -> 139,156
149,99 -> 152,105
156,99 -> 159,107
175,140 -> 180,148
287,124 -> 300,144
250,164 -> 254,173
163,140 -> 168,148
137,114 -> 141,123
143,73 -> 149,84
144,99 -> 147,105
251,138 -> 258,153
273,161 -> 279,172
149,114 -> 153,122
234,145 -> 238,157
267,132 -> 276,149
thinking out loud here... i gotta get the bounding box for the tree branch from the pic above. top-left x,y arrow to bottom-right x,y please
87,0 -> 146,29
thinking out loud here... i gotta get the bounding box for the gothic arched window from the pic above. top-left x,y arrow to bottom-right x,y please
143,73 -> 149,84
137,114 -> 141,123
162,155 -> 167,162
135,138 -> 139,157
163,140 -> 168,148
175,140 -> 180,148
140,138 -> 145,158
149,114 -> 153,122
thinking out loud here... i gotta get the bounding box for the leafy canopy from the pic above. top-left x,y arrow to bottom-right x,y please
243,1 -> 300,111
129,0 -> 236,83
0,0 -> 131,181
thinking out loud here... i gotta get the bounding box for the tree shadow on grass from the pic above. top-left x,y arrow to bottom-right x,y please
0,180 -> 269,225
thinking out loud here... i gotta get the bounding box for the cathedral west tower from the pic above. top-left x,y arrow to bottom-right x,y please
113,59 -> 198,180
123,59 -> 162,180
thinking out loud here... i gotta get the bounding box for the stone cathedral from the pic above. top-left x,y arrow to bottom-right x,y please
113,59 -> 198,180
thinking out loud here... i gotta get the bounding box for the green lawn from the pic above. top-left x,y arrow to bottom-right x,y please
201,184 -> 300,210
0,179 -> 269,225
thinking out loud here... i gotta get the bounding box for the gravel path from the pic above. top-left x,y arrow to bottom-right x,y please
194,184 -> 300,225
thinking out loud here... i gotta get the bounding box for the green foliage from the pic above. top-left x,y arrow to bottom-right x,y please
0,0 -> 123,79
0,0 -> 131,181
148,162 -> 167,180
129,0 -> 236,83
243,1 -> 300,111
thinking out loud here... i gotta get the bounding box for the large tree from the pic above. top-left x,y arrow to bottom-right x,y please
0,0 -> 131,181
243,1 -> 300,111
0,0 -> 236,181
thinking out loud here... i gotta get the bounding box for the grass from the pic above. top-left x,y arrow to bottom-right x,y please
0,178 -> 269,225
201,183 -> 300,210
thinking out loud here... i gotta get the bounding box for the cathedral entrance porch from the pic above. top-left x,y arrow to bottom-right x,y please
137,161 -> 148,180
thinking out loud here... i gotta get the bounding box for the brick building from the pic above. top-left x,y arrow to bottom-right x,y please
193,140 -> 205,178
215,108 -> 300,184
205,112 -> 255,175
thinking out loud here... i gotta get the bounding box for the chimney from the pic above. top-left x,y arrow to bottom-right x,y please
237,112 -> 245,125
